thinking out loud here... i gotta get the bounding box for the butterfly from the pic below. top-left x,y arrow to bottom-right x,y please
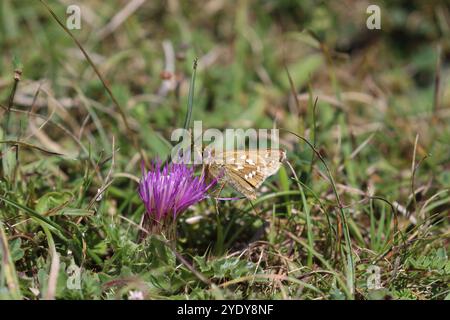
204,149 -> 286,200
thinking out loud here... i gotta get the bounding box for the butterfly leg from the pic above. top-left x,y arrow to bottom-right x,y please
214,181 -> 226,214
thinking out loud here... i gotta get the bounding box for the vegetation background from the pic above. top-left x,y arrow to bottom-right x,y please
0,0 -> 449,300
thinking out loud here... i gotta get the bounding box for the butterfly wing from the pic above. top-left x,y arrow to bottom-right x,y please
207,149 -> 286,200
223,166 -> 258,200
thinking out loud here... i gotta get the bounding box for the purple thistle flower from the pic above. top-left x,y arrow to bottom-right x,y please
138,160 -> 216,233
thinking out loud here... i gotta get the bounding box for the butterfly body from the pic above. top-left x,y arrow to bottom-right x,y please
204,149 -> 286,200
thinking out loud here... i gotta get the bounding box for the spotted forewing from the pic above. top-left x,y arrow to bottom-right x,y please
205,149 -> 286,200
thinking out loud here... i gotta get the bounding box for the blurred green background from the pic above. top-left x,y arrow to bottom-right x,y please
0,0 -> 449,300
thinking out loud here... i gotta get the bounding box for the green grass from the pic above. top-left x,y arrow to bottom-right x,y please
0,0 -> 449,300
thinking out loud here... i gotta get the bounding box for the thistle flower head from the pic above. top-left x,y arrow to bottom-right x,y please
138,160 -> 215,232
